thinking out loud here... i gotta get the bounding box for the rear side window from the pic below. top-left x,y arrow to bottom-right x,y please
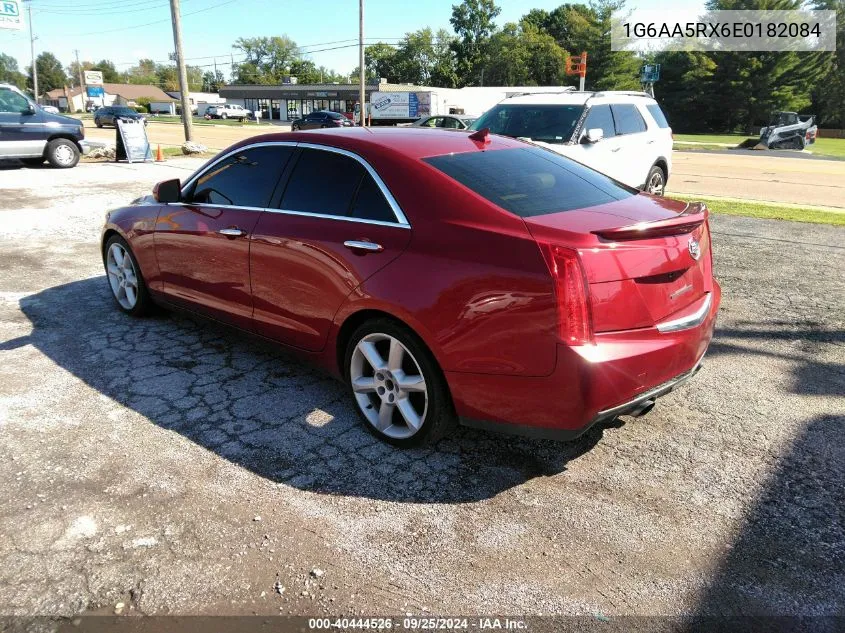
583,104 -> 616,138
646,104 -> 670,128
190,145 -> 293,208
611,104 -> 647,134
424,146 -> 635,217
349,175 -> 395,222
281,149 -> 363,216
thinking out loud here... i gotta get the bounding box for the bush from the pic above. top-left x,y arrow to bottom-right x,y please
134,106 -> 148,113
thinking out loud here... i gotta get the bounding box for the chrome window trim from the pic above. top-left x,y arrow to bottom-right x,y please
265,208 -> 411,229
656,292 -> 713,333
297,142 -> 410,227
180,140 -> 300,195
178,140 -> 410,228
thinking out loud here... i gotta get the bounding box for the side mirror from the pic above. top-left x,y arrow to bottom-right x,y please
24,103 -> 36,115
583,128 -> 604,144
153,178 -> 181,203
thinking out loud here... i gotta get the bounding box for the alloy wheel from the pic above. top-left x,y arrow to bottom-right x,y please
349,333 -> 428,440
647,170 -> 665,195
106,243 -> 139,310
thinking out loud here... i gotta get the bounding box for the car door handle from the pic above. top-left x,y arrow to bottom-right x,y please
646,139 -> 656,144
344,240 -> 383,252
217,227 -> 246,237
611,147 -> 622,152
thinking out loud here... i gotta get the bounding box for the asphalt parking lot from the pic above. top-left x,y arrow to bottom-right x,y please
0,159 -> 843,619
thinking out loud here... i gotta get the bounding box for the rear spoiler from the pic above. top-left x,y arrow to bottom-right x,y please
592,202 -> 708,241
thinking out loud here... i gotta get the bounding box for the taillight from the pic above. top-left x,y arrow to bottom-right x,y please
539,244 -> 594,346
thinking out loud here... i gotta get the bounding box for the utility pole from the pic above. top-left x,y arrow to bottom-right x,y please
26,2 -> 38,102
358,0 -> 365,126
74,49 -> 85,110
168,0 -> 193,141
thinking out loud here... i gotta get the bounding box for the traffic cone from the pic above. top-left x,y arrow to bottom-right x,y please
155,144 -> 164,162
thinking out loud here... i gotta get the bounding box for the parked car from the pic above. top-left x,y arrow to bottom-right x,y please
291,110 -> 354,131
471,91 -> 673,195
206,104 -> 251,121
412,114 -> 477,130
94,106 -> 146,128
101,127 -> 719,447
0,83 -> 89,168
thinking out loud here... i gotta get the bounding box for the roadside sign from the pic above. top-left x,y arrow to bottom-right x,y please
115,119 -> 152,163
86,86 -> 104,97
84,70 -> 103,85
0,0 -> 24,30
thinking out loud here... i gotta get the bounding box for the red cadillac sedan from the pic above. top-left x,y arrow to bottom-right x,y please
101,127 -> 720,447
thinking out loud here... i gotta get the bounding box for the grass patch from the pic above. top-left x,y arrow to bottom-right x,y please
674,133 -> 753,146
674,133 -> 845,159
149,115 -> 267,127
670,195 -> 845,226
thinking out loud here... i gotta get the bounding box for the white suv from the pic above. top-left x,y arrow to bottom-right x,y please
206,104 -> 251,121
470,91 -> 673,194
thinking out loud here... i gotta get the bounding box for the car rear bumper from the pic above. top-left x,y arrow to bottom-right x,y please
450,280 -> 721,441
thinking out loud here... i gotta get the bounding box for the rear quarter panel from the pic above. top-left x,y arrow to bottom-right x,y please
332,149 -> 559,378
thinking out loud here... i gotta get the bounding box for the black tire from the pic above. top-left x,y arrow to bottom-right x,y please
21,157 -> 44,167
292,124 -> 299,131
644,164 -> 666,196
95,119 -> 103,128
45,138 -> 80,169
102,234 -> 153,317
344,318 -> 457,447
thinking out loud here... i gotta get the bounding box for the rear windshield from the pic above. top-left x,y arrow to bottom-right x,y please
113,107 -> 137,115
424,146 -> 635,217
646,104 -> 670,128
470,104 -> 584,144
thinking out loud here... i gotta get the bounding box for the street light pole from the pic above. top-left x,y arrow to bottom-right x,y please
359,0 -> 365,126
168,0 -> 194,142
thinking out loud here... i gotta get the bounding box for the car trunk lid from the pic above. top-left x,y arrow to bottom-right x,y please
524,194 -> 713,333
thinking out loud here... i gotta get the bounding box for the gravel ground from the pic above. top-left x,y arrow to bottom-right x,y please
0,159 -> 843,619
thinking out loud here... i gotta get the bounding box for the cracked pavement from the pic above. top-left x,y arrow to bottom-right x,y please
0,158 -> 843,619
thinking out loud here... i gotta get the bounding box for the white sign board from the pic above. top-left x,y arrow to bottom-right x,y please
0,0 -> 24,30
84,70 -> 103,85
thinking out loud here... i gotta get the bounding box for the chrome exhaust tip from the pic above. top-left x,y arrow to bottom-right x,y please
628,399 -> 656,418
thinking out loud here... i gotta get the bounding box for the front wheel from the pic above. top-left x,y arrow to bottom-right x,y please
220,113 -> 228,120
644,165 -> 666,196
345,319 -> 456,447
103,235 -> 153,317
95,119 -> 103,128
46,138 -> 80,168
292,124 -> 299,131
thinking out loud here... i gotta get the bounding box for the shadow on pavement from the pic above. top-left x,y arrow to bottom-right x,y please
692,413 -> 845,621
3,277 -> 618,504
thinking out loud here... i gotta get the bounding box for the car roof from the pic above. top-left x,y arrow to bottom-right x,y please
230,127 -> 525,160
501,91 -> 657,106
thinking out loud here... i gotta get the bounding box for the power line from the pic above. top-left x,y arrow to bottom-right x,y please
63,0 -> 236,37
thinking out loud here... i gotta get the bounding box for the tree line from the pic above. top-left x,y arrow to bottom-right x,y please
2,0 -> 842,130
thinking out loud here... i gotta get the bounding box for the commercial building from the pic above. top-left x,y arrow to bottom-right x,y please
44,84 -> 177,113
219,80 -> 424,122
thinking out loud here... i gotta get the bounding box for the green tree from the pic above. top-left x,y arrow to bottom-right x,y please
125,59 -> 158,85
232,35 -> 299,83
392,28 -> 458,86
29,52 -> 68,94
811,0 -> 844,126
364,42 -> 399,80
703,0 -> 831,129
0,53 -> 27,89
92,59 -> 120,83
450,0 -> 501,86
202,69 -> 226,92
483,22 -> 567,86
652,50 -> 719,132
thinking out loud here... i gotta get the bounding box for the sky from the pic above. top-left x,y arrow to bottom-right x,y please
0,0 -> 704,82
